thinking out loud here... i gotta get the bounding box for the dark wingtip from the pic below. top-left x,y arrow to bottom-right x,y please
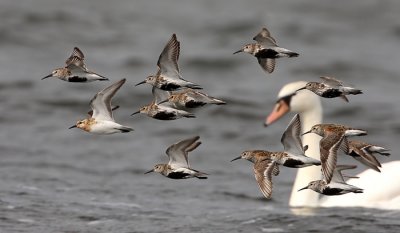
185,114 -> 196,118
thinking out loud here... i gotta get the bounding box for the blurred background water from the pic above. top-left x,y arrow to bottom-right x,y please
1,0 -> 400,232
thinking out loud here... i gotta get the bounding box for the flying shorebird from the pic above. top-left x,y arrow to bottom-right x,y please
158,88 -> 226,109
144,136 -> 208,179
303,123 -> 367,183
298,165 -> 364,196
231,150 -> 279,199
266,113 -> 321,167
42,47 -> 109,82
341,138 -> 390,172
69,79 -> 133,134
135,34 -> 201,91
296,76 -> 362,102
233,27 -> 299,73
131,86 -> 195,120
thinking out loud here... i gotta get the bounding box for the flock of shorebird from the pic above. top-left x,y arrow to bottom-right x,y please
42,27 -> 390,200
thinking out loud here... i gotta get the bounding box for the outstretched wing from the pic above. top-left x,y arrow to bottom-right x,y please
331,165 -> 357,183
320,76 -> 344,87
281,114 -> 304,155
157,34 -> 181,79
152,86 -> 170,104
253,27 -> 277,46
257,58 -> 275,73
253,159 -> 279,199
166,136 -> 201,168
90,79 -> 126,121
320,133 -> 345,183
65,47 -> 87,71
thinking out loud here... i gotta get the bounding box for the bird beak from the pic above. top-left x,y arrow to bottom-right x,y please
264,99 -> 290,127
135,80 -> 146,86
302,130 -> 312,136
144,169 -> 154,174
131,110 -> 140,116
69,125 -> 77,129
298,186 -> 308,192
296,86 -> 307,92
230,156 -> 242,162
158,99 -> 168,105
42,74 -> 52,80
233,49 -> 243,55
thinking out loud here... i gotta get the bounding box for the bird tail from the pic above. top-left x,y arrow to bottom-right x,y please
210,97 -> 227,105
195,171 -> 208,179
342,87 -> 363,95
184,113 -> 196,118
345,129 -> 367,137
287,51 -> 299,57
369,146 -> 391,156
187,84 -> 202,90
119,126 -> 134,133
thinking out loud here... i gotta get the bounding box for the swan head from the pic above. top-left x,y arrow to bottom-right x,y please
265,81 -> 322,126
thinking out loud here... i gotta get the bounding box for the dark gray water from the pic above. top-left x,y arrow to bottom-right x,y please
1,0 -> 400,232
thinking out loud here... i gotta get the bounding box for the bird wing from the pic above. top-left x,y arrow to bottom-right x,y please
157,34 -> 181,80
90,79 -> 126,121
253,27 -> 277,46
65,47 -> 88,71
331,165 -> 357,183
320,133 -> 345,183
320,76 -> 344,87
152,86 -> 170,104
281,114 -> 305,155
166,136 -> 201,168
343,140 -> 382,172
257,58 -> 275,73
253,159 -> 278,199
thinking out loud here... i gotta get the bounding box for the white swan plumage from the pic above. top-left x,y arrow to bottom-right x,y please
265,81 -> 400,210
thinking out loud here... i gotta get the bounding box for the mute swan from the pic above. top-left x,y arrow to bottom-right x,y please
265,81 -> 400,209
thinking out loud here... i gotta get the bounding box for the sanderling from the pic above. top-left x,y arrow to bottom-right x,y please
303,123 -> 367,183
234,27 -> 299,73
158,88 -> 226,109
144,136 -> 208,179
341,139 -> 390,172
231,150 -> 279,199
135,34 -> 201,91
296,76 -> 363,102
42,47 -> 109,82
69,79 -> 133,134
298,165 -> 363,195
131,87 -> 195,120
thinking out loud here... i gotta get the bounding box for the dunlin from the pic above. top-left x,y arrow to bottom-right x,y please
42,47 -> 109,82
144,136 -> 208,179
296,76 -> 363,102
135,34 -> 201,91
270,114 -> 321,167
69,79 -> 133,134
234,27 -> 299,73
231,150 -> 279,199
303,123 -> 367,183
231,114 -> 320,198
341,139 -> 390,172
158,88 -> 226,109
131,87 -> 195,120
298,165 -> 363,196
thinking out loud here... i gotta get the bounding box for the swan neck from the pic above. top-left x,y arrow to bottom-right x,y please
289,105 -> 322,207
